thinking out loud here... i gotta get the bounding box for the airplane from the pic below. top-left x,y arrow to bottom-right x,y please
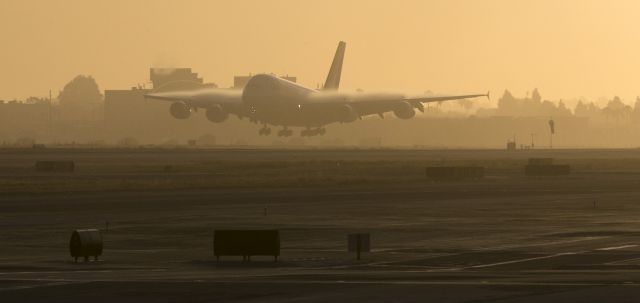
145,41 -> 489,137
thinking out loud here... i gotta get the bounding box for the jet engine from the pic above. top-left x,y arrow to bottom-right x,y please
205,105 -> 228,123
170,102 -> 191,119
393,101 -> 416,119
340,104 -> 359,123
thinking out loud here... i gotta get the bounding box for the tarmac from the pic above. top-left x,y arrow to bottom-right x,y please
2,148 -> 640,302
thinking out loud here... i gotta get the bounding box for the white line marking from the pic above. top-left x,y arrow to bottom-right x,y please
477,236 -> 607,251
607,257 -> 640,265
469,252 -> 581,269
596,245 -> 638,251
463,244 -> 639,269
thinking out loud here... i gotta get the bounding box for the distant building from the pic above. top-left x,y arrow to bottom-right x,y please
0,101 -> 50,140
150,68 -> 203,89
104,87 -> 153,135
106,68 -> 219,132
104,68 -> 225,142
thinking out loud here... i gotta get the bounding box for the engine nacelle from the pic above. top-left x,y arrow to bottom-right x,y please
393,101 -> 416,119
170,102 -> 191,119
340,104 -> 359,123
205,105 -> 228,123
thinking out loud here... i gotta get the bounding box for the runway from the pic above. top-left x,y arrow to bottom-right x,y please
2,148 -> 640,301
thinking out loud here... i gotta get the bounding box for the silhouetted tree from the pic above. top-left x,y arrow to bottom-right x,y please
57,75 -> 103,122
602,96 -> 632,123
574,100 -> 587,116
531,88 -> 542,103
540,100 -> 556,114
556,100 -> 571,116
632,97 -> 640,123
58,75 -> 102,106
497,89 -> 571,117
457,99 -> 474,110
574,100 -> 600,117
500,90 -> 514,102
497,90 -> 517,115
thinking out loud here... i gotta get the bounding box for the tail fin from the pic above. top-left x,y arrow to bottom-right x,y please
323,41 -> 346,90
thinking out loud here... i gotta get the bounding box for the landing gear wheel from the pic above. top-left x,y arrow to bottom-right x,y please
259,126 -> 272,136
301,128 -> 325,137
278,128 -> 293,137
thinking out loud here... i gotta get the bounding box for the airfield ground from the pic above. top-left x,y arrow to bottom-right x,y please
2,148 -> 640,302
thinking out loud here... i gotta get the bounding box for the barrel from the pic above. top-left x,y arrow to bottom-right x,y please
69,229 -> 103,262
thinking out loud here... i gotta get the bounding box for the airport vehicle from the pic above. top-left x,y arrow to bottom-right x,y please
145,42 -> 488,137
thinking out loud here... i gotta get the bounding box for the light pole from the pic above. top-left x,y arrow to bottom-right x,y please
530,133 -> 536,149
548,118 -> 555,149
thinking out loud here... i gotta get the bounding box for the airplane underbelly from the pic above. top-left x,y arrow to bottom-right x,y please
260,106 -> 344,127
243,74 -> 329,126
256,110 -> 323,127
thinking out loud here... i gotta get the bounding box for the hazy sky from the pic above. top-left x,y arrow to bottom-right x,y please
1,0 -> 640,105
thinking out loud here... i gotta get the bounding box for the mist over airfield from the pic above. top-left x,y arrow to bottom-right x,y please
1,0 -> 640,104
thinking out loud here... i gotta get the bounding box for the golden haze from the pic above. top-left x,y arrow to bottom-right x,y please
1,0 -> 639,104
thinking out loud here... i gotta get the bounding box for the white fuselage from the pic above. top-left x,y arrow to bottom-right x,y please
240,74 -> 405,127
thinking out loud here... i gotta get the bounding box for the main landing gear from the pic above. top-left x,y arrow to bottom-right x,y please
277,128 -> 293,137
301,128 -> 326,137
258,125 -> 271,136
258,126 -> 326,136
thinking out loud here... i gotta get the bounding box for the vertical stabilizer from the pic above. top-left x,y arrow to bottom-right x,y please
323,41 -> 346,90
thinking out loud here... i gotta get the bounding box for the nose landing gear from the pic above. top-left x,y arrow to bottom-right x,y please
260,126 -> 326,137
277,128 -> 293,137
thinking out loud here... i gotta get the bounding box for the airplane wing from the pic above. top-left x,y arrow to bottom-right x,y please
144,88 -> 243,108
144,90 -> 196,102
145,88 -> 248,119
338,91 -> 489,117
403,92 -> 490,104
